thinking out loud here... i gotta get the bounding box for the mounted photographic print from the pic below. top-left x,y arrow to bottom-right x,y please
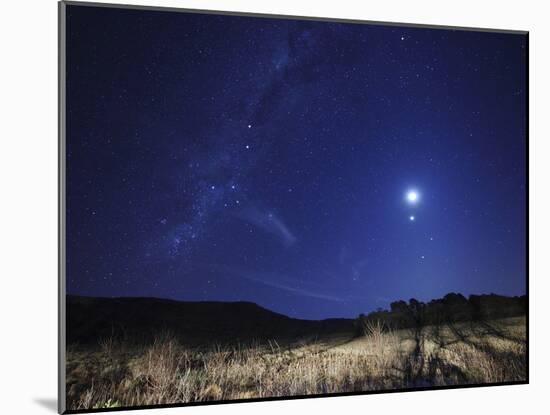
58,1 -> 528,413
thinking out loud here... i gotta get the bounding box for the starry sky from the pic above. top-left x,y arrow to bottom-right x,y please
65,5 -> 527,320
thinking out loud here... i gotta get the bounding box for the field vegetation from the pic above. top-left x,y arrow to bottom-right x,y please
66,315 -> 526,410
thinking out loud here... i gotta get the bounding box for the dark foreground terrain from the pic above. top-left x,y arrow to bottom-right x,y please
65,293 -> 527,410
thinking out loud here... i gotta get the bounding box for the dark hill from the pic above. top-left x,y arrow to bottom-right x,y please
66,295 -> 354,345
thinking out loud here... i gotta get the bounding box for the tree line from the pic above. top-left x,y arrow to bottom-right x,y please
355,293 -> 526,333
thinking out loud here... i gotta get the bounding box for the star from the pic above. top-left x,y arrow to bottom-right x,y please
409,215 -> 415,221
406,190 -> 419,204
245,144 -> 250,149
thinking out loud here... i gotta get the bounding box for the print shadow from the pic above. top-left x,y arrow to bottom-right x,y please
33,398 -> 57,412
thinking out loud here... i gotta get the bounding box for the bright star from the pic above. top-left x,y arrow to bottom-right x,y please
409,215 -> 415,221
406,190 -> 419,204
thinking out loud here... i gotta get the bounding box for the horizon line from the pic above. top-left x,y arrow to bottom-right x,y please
65,290 -> 527,321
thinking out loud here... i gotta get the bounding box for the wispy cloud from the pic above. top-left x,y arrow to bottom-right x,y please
242,273 -> 346,302
237,206 -> 297,247
210,264 -> 345,302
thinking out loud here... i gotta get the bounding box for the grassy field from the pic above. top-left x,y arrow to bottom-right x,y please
66,316 -> 526,410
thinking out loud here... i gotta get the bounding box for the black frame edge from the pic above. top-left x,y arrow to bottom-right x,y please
58,1 -> 67,413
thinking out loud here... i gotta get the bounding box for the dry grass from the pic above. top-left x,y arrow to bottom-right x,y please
66,317 -> 526,410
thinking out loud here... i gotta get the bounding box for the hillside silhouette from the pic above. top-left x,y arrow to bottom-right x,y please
66,295 -> 354,345
67,293 -> 525,346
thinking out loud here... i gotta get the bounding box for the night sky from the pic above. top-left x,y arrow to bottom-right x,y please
65,5 -> 527,319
